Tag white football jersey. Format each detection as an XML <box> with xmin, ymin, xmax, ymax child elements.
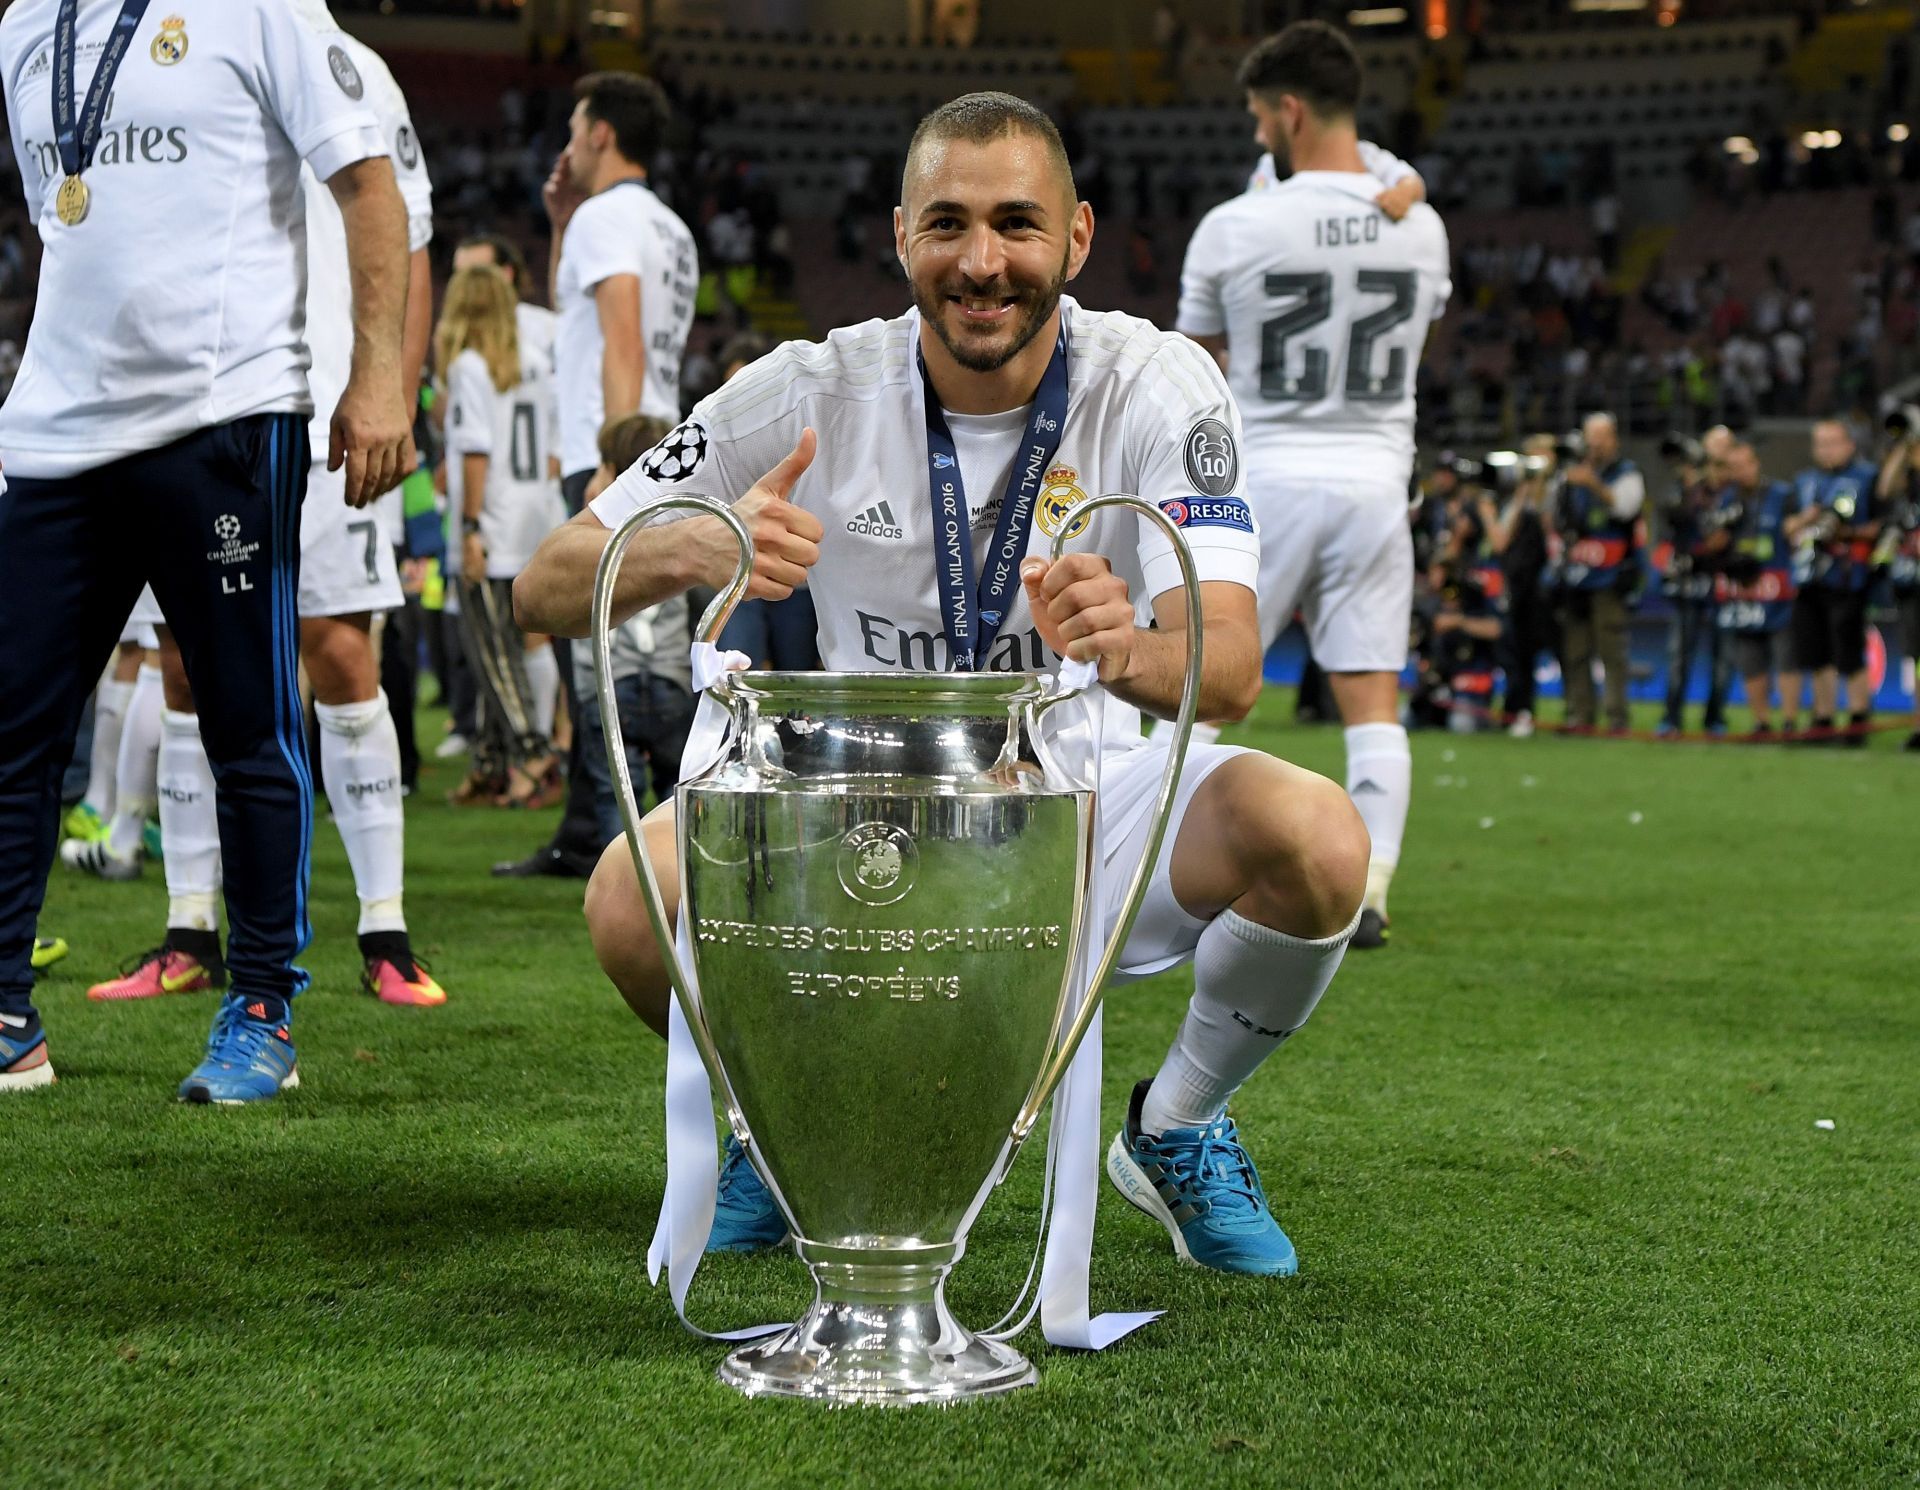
<box><xmin>1180</xmin><ymin>169</ymin><xmax>1450</xmax><ymax>488</ymax></box>
<box><xmin>0</xmin><ymin>0</ymin><xmax>386</xmax><ymax>477</ymax></box>
<box><xmin>516</xmin><ymin>301</ymin><xmax>557</xmax><ymax>379</ymax></box>
<box><xmin>444</xmin><ymin>346</ymin><xmax>565</xmax><ymax>579</ymax></box>
<box><xmin>589</xmin><ymin>297</ymin><xmax>1259</xmax><ymax>744</ymax></box>
<box><xmin>554</xmin><ymin>179</ymin><xmax>698</xmax><ymax>475</ymax></box>
<box><xmin>299</xmin><ymin>35</ymin><xmax>432</xmax><ymax>461</ymax></box>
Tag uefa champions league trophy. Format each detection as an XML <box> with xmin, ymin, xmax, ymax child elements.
<box><xmin>592</xmin><ymin>492</ymin><xmax>1201</xmax><ymax>1405</ymax></box>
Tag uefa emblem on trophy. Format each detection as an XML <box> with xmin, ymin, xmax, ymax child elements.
<box><xmin>593</xmin><ymin>492</ymin><xmax>1200</xmax><ymax>1405</ymax></box>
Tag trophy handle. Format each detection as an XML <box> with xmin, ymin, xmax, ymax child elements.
<box><xmin>591</xmin><ymin>493</ymin><xmax>756</xmax><ymax>1130</ymax></box>
<box><xmin>1010</xmin><ymin>493</ymin><xmax>1204</xmax><ymax>1148</ymax></box>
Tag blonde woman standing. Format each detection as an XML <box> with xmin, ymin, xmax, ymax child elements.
<box><xmin>435</xmin><ymin>266</ymin><xmax>566</xmax><ymax>806</ymax></box>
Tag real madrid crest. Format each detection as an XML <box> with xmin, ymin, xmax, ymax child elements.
<box><xmin>1034</xmin><ymin>466</ymin><xmax>1092</xmax><ymax>540</ymax></box>
<box><xmin>150</xmin><ymin>14</ymin><xmax>188</xmax><ymax>65</ymax></box>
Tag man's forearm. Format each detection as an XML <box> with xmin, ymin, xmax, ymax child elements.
<box><xmin>603</xmin><ymin>352</ymin><xmax>643</xmax><ymax>426</ymax></box>
<box><xmin>1108</xmin><ymin>622</ymin><xmax>1258</xmax><ymax>723</ymax></box>
<box><xmin>331</xmin><ymin>158</ymin><xmax>409</xmax><ymax>390</ymax></box>
<box><xmin>402</xmin><ymin>247</ymin><xmax>432</xmax><ymax>394</ymax></box>
<box><xmin>514</xmin><ymin>514</ymin><xmax>708</xmax><ymax>638</ymax></box>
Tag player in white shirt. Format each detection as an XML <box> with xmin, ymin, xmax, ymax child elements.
<box><xmin>80</xmin><ymin>30</ymin><xmax>448</xmax><ymax>1013</ymax></box>
<box><xmin>505</xmin><ymin>71</ymin><xmax>700</xmax><ymax>883</ymax></box>
<box><xmin>0</xmin><ymin>0</ymin><xmax>413</xmax><ymax>1098</ymax></box>
<box><xmin>1178</xmin><ymin>23</ymin><xmax>1452</xmax><ymax>952</ymax></box>
<box><xmin>439</xmin><ymin>264</ymin><xmax>567</xmax><ymax>805</ymax></box>
<box><xmin>544</xmin><ymin>71</ymin><xmax>697</xmax><ymax>504</ymax></box>
<box><xmin>516</xmin><ymin>94</ymin><xmax>1370</xmax><ymax>1278</ymax></box>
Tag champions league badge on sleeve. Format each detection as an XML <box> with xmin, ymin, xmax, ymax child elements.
<box><xmin>638</xmin><ymin>420</ymin><xmax>709</xmax><ymax>483</ymax></box>
<box><xmin>1183</xmin><ymin>418</ymin><xmax>1239</xmax><ymax>497</ymax></box>
<box><xmin>327</xmin><ymin>44</ymin><xmax>364</xmax><ymax>99</ymax></box>
<box><xmin>1159</xmin><ymin>495</ymin><xmax>1255</xmax><ymax>532</ymax></box>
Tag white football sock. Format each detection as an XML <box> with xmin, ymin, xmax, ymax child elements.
<box><xmin>317</xmin><ymin>691</ymin><xmax>406</xmax><ymax>934</ymax></box>
<box><xmin>1149</xmin><ymin>716</ymin><xmax>1222</xmax><ymax>747</ymax></box>
<box><xmin>1344</xmin><ymin>722</ymin><xmax>1410</xmax><ymax>916</ymax></box>
<box><xmin>158</xmin><ymin>708</ymin><xmax>222</xmax><ymax>932</ymax></box>
<box><xmin>1140</xmin><ymin>906</ymin><xmax>1358</xmax><ymax>1137</ymax></box>
<box><xmin>85</xmin><ymin>677</ymin><xmax>133</xmax><ymax>816</ymax></box>
<box><xmin>106</xmin><ymin>665</ymin><xmax>163</xmax><ymax>858</ymax></box>
<box><xmin>525</xmin><ymin>642</ymin><xmax>559</xmax><ymax>744</ymax></box>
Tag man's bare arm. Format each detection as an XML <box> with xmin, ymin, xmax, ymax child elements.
<box><xmin>402</xmin><ymin>245</ymin><xmax>432</xmax><ymax>395</ymax></box>
<box><xmin>326</xmin><ymin>155</ymin><xmax>414</xmax><ymax>506</ymax></box>
<box><xmin>513</xmin><ymin>429</ymin><xmax>824</xmax><ymax>637</ymax></box>
<box><xmin>597</xmin><ymin>274</ymin><xmax>645</xmax><ymax>422</ymax></box>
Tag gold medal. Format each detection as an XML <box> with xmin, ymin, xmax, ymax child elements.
<box><xmin>55</xmin><ymin>174</ymin><xmax>89</xmax><ymax>227</ymax></box>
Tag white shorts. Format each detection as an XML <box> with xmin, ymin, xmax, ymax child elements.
<box><xmin>123</xmin><ymin>584</ymin><xmax>162</xmax><ymax>644</ymax></box>
<box><xmin>1096</xmin><ymin>738</ymin><xmax>1250</xmax><ymax>980</ymax></box>
<box><xmin>298</xmin><ymin>461</ymin><xmax>402</xmax><ymax>618</ymax></box>
<box><xmin>1249</xmin><ymin>474</ymin><xmax>1413</xmax><ymax>672</ymax></box>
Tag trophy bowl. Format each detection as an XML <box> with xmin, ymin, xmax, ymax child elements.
<box><xmin>593</xmin><ymin>496</ymin><xmax>1200</xmax><ymax>1406</ymax></box>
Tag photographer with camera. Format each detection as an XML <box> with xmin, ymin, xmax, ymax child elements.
<box><xmin>1874</xmin><ymin>407</ymin><xmax>1920</xmax><ymax>749</ymax></box>
<box><xmin>1656</xmin><ymin>426</ymin><xmax>1735</xmax><ymax>736</ymax></box>
<box><xmin>1551</xmin><ymin>412</ymin><xmax>1645</xmax><ymax>733</ymax></box>
<box><xmin>1476</xmin><ymin>436</ymin><xmax>1556</xmax><ymax>736</ymax></box>
<box><xmin>1784</xmin><ymin>419</ymin><xmax>1882</xmax><ymax>743</ymax></box>
<box><xmin>1423</xmin><ymin>558</ymin><xmax>1504</xmax><ymax>733</ymax></box>
<box><xmin>1703</xmin><ymin>440</ymin><xmax>1802</xmax><ymax>735</ymax></box>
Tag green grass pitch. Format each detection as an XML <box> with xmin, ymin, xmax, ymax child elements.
<box><xmin>16</xmin><ymin>696</ymin><xmax>1920</xmax><ymax>1488</ymax></box>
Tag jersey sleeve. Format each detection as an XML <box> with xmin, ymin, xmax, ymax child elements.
<box><xmin>1174</xmin><ymin>209</ymin><xmax>1231</xmax><ymax>338</ymax></box>
<box><xmin>1423</xmin><ymin>213</ymin><xmax>1454</xmax><ymax>322</ymax></box>
<box><xmin>444</xmin><ymin>353</ymin><xmax>494</xmax><ymax>459</ymax></box>
<box><xmin>251</xmin><ymin>2</ymin><xmax>387</xmax><ymax>182</ymax></box>
<box><xmin>390</xmin><ymin>111</ymin><xmax>434</xmax><ymax>252</ymax></box>
<box><xmin>1358</xmin><ymin>140</ymin><xmax>1418</xmax><ymax>189</ymax></box>
<box><xmin>562</xmin><ymin>198</ymin><xmax>645</xmax><ymax>296</ymax></box>
<box><xmin>1123</xmin><ymin>336</ymin><xmax>1259</xmax><ymax>602</ymax></box>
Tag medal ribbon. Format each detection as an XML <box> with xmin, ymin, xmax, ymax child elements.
<box><xmin>53</xmin><ymin>0</ymin><xmax>153</xmax><ymax>180</ymax></box>
<box><xmin>919</xmin><ymin>329</ymin><xmax>1069</xmax><ymax>671</ymax></box>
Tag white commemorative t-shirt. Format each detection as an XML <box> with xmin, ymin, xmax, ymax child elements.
<box><xmin>516</xmin><ymin>301</ymin><xmax>557</xmax><ymax>377</ymax></box>
<box><xmin>1245</xmin><ymin>140</ymin><xmax>1415</xmax><ymax>195</ymax></box>
<box><xmin>299</xmin><ymin>34</ymin><xmax>432</xmax><ymax>463</ymax></box>
<box><xmin>554</xmin><ymin>178</ymin><xmax>698</xmax><ymax>476</ymax></box>
<box><xmin>589</xmin><ymin>297</ymin><xmax>1258</xmax><ymax>746</ymax></box>
<box><xmin>0</xmin><ymin>0</ymin><xmax>386</xmax><ymax>477</ymax></box>
<box><xmin>1179</xmin><ymin>169</ymin><xmax>1450</xmax><ymax>489</ymax></box>
<box><xmin>444</xmin><ymin>347</ymin><xmax>565</xmax><ymax>579</ymax></box>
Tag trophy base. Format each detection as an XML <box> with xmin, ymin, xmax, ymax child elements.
<box><xmin>717</xmin><ymin>1260</ymin><xmax>1036</xmax><ymax>1406</ymax></box>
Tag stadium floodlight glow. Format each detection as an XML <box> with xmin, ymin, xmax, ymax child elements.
<box><xmin>1822</xmin><ymin>129</ymin><xmax>1843</xmax><ymax>148</ymax></box>
<box><xmin>1570</xmin><ymin>0</ymin><xmax>1648</xmax><ymax>13</ymax></box>
<box><xmin>1348</xmin><ymin>6</ymin><xmax>1410</xmax><ymax>24</ymax></box>
<box><xmin>1801</xmin><ymin>130</ymin><xmax>1826</xmax><ymax>149</ymax></box>
<box><xmin>1891</xmin><ymin>123</ymin><xmax>1912</xmax><ymax>142</ymax></box>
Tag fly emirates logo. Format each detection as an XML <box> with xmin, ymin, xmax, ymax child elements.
<box><xmin>19</xmin><ymin>119</ymin><xmax>192</xmax><ymax>186</ymax></box>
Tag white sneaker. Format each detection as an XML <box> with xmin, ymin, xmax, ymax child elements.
<box><xmin>432</xmin><ymin>732</ymin><xmax>470</xmax><ymax>760</ymax></box>
<box><xmin>1508</xmin><ymin>711</ymin><xmax>1535</xmax><ymax>739</ymax></box>
<box><xmin>60</xmin><ymin>837</ymin><xmax>141</xmax><ymax>881</ymax></box>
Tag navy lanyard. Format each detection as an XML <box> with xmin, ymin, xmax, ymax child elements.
<box><xmin>54</xmin><ymin>0</ymin><xmax>152</xmax><ymax>179</ymax></box>
<box><xmin>918</xmin><ymin>331</ymin><xmax>1068</xmax><ymax>671</ymax></box>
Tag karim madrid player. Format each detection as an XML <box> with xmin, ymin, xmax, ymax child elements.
<box><xmin>516</xmin><ymin>93</ymin><xmax>1371</xmax><ymax>1277</ymax></box>
<box><xmin>88</xmin><ymin>32</ymin><xmax>448</xmax><ymax>1011</ymax></box>
<box><xmin>1178</xmin><ymin>23</ymin><xmax>1451</xmax><ymax>950</ymax></box>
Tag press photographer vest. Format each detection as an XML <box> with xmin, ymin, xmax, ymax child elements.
<box><xmin>1714</xmin><ymin>480</ymin><xmax>1796</xmax><ymax>634</ymax></box>
<box><xmin>1560</xmin><ymin>457</ymin><xmax>1639</xmax><ymax>593</ymax></box>
<box><xmin>1794</xmin><ymin>460</ymin><xmax>1878</xmax><ymax>593</ymax></box>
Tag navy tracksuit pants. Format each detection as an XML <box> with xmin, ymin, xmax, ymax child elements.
<box><xmin>0</xmin><ymin>414</ymin><xmax>313</xmax><ymax>1023</ymax></box>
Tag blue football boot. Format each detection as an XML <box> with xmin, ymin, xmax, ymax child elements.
<box><xmin>177</xmin><ymin>995</ymin><xmax>299</xmax><ymax>1105</ymax></box>
<box><xmin>1106</xmin><ymin>1078</ymin><xmax>1298</xmax><ymax>1276</ymax></box>
<box><xmin>707</xmin><ymin>1135</ymin><xmax>789</xmax><ymax>1253</ymax></box>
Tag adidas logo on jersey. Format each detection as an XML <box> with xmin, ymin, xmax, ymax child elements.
<box><xmin>847</xmin><ymin>501</ymin><xmax>903</xmax><ymax>540</ymax></box>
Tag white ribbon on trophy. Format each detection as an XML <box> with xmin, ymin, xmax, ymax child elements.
<box><xmin>648</xmin><ymin>644</ymin><xmax>1158</xmax><ymax>1350</ymax></box>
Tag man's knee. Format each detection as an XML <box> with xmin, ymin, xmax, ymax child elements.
<box><xmin>300</xmin><ymin>615</ymin><xmax>376</xmax><ymax>705</ymax></box>
<box><xmin>1213</xmin><ymin>760</ymin><xmax>1368</xmax><ymax>938</ymax></box>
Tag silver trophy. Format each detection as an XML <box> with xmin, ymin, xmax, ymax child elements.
<box><xmin>592</xmin><ymin>493</ymin><xmax>1201</xmax><ymax>1405</ymax></box>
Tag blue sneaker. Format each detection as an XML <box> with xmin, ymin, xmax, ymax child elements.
<box><xmin>177</xmin><ymin>996</ymin><xmax>299</xmax><ymax>1105</ymax></box>
<box><xmin>1105</xmin><ymin>1078</ymin><xmax>1298</xmax><ymax>1276</ymax></box>
<box><xmin>707</xmin><ymin>1135</ymin><xmax>788</xmax><ymax>1253</ymax></box>
<box><xmin>0</xmin><ymin>1013</ymin><xmax>55</xmax><ymax>1092</ymax></box>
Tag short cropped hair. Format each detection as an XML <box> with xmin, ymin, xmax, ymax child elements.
<box><xmin>575</xmin><ymin>72</ymin><xmax>672</xmax><ymax>166</ymax></box>
<box><xmin>903</xmin><ymin>91</ymin><xmax>1075</xmax><ymax>203</ymax></box>
<box><xmin>1237</xmin><ymin>22</ymin><xmax>1363</xmax><ymax>117</ymax></box>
